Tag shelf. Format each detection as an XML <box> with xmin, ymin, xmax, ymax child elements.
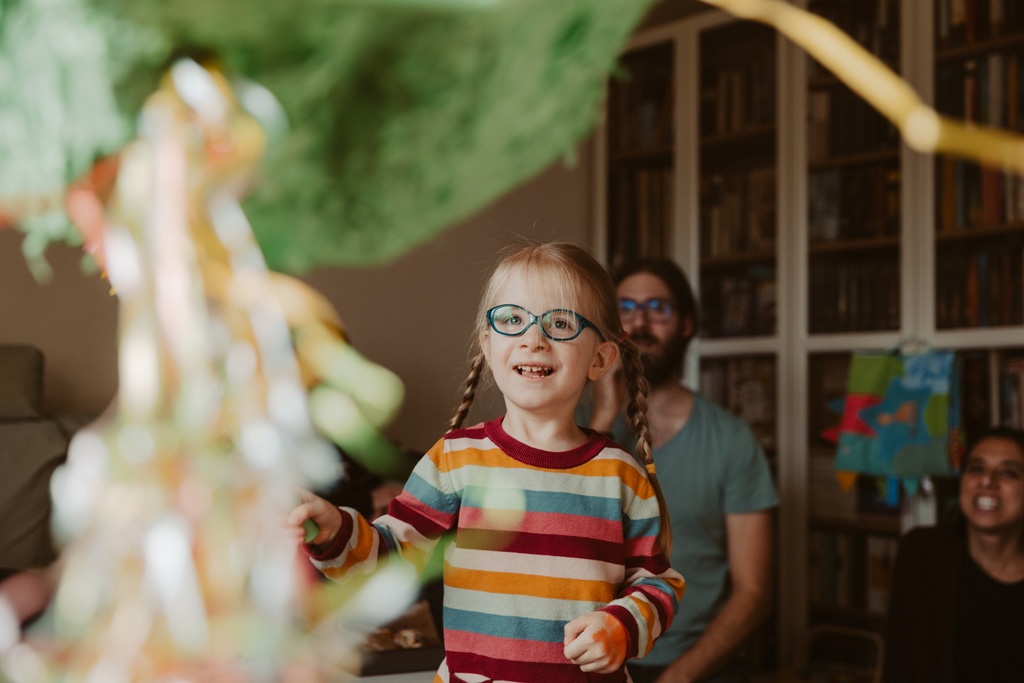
<box><xmin>700</xmin><ymin>126</ymin><xmax>776</xmax><ymax>169</ymax></box>
<box><xmin>607</xmin><ymin>147</ymin><xmax>673</xmax><ymax>165</ymax></box>
<box><xmin>808</xmin><ymin>148</ymin><xmax>899</xmax><ymax>171</ymax></box>
<box><xmin>807</xmin><ymin>61</ymin><xmax>900</xmax><ymax>90</ymax></box>
<box><xmin>936</xmin><ymin>30</ymin><xmax>1024</xmax><ymax>63</ymax></box>
<box><xmin>700</xmin><ymin>123</ymin><xmax>776</xmax><ymax>149</ymax></box>
<box><xmin>700</xmin><ymin>250</ymin><xmax>776</xmax><ymax>268</ymax></box>
<box><xmin>808</xmin><ymin>236</ymin><xmax>899</xmax><ymax>255</ymax></box>
<box><xmin>934</xmin><ymin>223</ymin><xmax>1024</xmax><ymax>242</ymax></box>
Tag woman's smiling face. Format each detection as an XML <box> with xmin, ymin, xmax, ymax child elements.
<box><xmin>960</xmin><ymin>436</ymin><xmax>1024</xmax><ymax>538</ymax></box>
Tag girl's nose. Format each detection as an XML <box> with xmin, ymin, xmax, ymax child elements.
<box><xmin>521</xmin><ymin>322</ymin><xmax>549</xmax><ymax>347</ymax></box>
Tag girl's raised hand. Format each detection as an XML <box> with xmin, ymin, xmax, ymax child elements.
<box><xmin>287</xmin><ymin>489</ymin><xmax>343</xmax><ymax>548</ymax></box>
<box><xmin>562</xmin><ymin>610</ymin><xmax>628</xmax><ymax>674</ymax></box>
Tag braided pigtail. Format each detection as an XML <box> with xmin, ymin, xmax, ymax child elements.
<box><xmin>447</xmin><ymin>351</ymin><xmax>486</xmax><ymax>433</ymax></box>
<box><xmin>619</xmin><ymin>338</ymin><xmax>672</xmax><ymax>558</ymax></box>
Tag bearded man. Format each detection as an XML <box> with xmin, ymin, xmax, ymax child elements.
<box><xmin>585</xmin><ymin>258</ymin><xmax>778</xmax><ymax>683</ymax></box>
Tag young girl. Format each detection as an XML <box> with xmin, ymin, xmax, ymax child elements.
<box><xmin>289</xmin><ymin>242</ymin><xmax>685</xmax><ymax>682</ymax></box>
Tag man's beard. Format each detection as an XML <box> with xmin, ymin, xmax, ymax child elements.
<box><xmin>633</xmin><ymin>331</ymin><xmax>688</xmax><ymax>388</ymax></box>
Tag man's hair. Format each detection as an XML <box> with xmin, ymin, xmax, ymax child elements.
<box><xmin>612</xmin><ymin>257</ymin><xmax>701</xmax><ymax>340</ymax></box>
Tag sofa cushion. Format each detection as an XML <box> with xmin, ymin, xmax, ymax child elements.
<box><xmin>0</xmin><ymin>345</ymin><xmax>44</xmax><ymax>419</ymax></box>
<box><xmin>0</xmin><ymin>420</ymin><xmax>68</xmax><ymax>571</ymax></box>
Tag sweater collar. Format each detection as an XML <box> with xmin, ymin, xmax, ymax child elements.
<box><xmin>483</xmin><ymin>417</ymin><xmax>608</xmax><ymax>469</ymax></box>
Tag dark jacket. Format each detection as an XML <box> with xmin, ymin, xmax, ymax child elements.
<box><xmin>882</xmin><ymin>522</ymin><xmax>965</xmax><ymax>683</ymax></box>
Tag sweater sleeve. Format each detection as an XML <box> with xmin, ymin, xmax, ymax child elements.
<box><xmin>600</xmin><ymin>477</ymin><xmax>686</xmax><ymax>661</ymax></box>
<box><xmin>307</xmin><ymin>439</ymin><xmax>460</xmax><ymax>581</ymax></box>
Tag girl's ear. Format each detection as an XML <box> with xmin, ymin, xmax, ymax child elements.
<box><xmin>479</xmin><ymin>329</ymin><xmax>491</xmax><ymax>362</ymax></box>
<box><xmin>587</xmin><ymin>340</ymin><xmax>619</xmax><ymax>381</ymax></box>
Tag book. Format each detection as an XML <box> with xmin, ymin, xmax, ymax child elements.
<box><xmin>865</xmin><ymin>536</ymin><xmax>897</xmax><ymax>613</ymax></box>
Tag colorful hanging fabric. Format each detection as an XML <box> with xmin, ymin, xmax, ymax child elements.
<box><xmin>835</xmin><ymin>349</ymin><xmax>963</xmax><ymax>488</ymax></box>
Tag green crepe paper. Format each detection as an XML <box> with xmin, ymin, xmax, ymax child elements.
<box><xmin>0</xmin><ymin>0</ymin><xmax>166</xmax><ymax>276</ymax></box>
<box><xmin>2</xmin><ymin>0</ymin><xmax>657</xmax><ymax>273</ymax></box>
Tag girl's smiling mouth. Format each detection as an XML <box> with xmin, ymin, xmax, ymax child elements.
<box><xmin>515</xmin><ymin>364</ymin><xmax>553</xmax><ymax>377</ymax></box>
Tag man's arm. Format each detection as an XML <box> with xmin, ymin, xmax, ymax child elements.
<box><xmin>657</xmin><ymin>510</ymin><xmax>774</xmax><ymax>683</ymax></box>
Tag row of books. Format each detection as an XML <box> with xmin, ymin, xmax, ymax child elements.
<box><xmin>807</xmin><ymin>86</ymin><xmax>900</xmax><ymax>162</ymax></box>
<box><xmin>936</xmin><ymin>51</ymin><xmax>1024</xmax><ymax>130</ymax></box>
<box><xmin>607</xmin><ymin>166</ymin><xmax>673</xmax><ymax>268</ymax></box>
<box><xmin>699</xmin><ymin>44</ymin><xmax>776</xmax><ymax>138</ymax></box>
<box><xmin>699</xmin><ymin>167</ymin><xmax>776</xmax><ymax>257</ymax></box>
<box><xmin>936</xmin><ymin>0</ymin><xmax>1024</xmax><ymax>51</ymax></box>
<box><xmin>809</xmin><ymin>166</ymin><xmax>900</xmax><ymax>243</ymax></box>
<box><xmin>607</xmin><ymin>46</ymin><xmax>673</xmax><ymax>154</ymax></box>
<box><xmin>701</xmin><ymin>268</ymin><xmax>777</xmax><ymax>339</ymax></box>
<box><xmin>809</xmin><ymin>258</ymin><xmax>900</xmax><ymax>334</ymax></box>
<box><xmin>808</xmin><ymin>530</ymin><xmax>899</xmax><ymax>615</ymax></box>
<box><xmin>960</xmin><ymin>350</ymin><xmax>1024</xmax><ymax>443</ymax></box>
<box><xmin>998</xmin><ymin>355</ymin><xmax>1024</xmax><ymax>429</ymax></box>
<box><xmin>937</xmin><ymin>157</ymin><xmax>1024</xmax><ymax>231</ymax></box>
<box><xmin>936</xmin><ymin>245</ymin><xmax>1024</xmax><ymax>329</ymax></box>
<box><xmin>699</xmin><ymin>355</ymin><xmax>777</xmax><ymax>453</ymax></box>
<box><xmin>809</xmin><ymin>0</ymin><xmax>900</xmax><ymax>74</ymax></box>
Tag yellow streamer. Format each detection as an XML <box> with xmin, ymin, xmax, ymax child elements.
<box><xmin>701</xmin><ymin>0</ymin><xmax>1024</xmax><ymax>174</ymax></box>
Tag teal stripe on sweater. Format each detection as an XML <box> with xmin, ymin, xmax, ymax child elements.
<box><xmin>404</xmin><ymin>470</ymin><xmax>460</xmax><ymax>514</ymax></box>
<box><xmin>461</xmin><ymin>486</ymin><xmax>624</xmax><ymax>520</ymax></box>
<box><xmin>444</xmin><ymin>606</ymin><xmax>566</xmax><ymax>644</ymax></box>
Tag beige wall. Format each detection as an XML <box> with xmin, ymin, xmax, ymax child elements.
<box><xmin>304</xmin><ymin>141</ymin><xmax>595</xmax><ymax>451</ymax></box>
<box><xmin>0</xmin><ymin>233</ymin><xmax>119</xmax><ymax>418</ymax></box>
<box><xmin>0</xmin><ymin>139</ymin><xmax>594</xmax><ymax>451</ymax></box>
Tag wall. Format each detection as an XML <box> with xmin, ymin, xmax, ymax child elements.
<box><xmin>304</xmin><ymin>141</ymin><xmax>594</xmax><ymax>451</ymax></box>
<box><xmin>0</xmin><ymin>234</ymin><xmax>118</xmax><ymax>418</ymax></box>
<box><xmin>0</xmin><ymin>140</ymin><xmax>594</xmax><ymax>450</ymax></box>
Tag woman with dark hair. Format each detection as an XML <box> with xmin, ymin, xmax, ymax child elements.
<box><xmin>883</xmin><ymin>426</ymin><xmax>1024</xmax><ymax>683</ymax></box>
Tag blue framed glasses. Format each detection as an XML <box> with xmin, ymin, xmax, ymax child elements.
<box><xmin>486</xmin><ymin>304</ymin><xmax>603</xmax><ymax>341</ymax></box>
<box><xmin>618</xmin><ymin>297</ymin><xmax>675</xmax><ymax>322</ymax></box>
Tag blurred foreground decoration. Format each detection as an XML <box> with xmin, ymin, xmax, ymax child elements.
<box><xmin>0</xmin><ymin>0</ymin><xmax>658</xmax><ymax>274</ymax></box>
<box><xmin>2</xmin><ymin>60</ymin><xmax>398</xmax><ymax>682</ymax></box>
<box><xmin>1</xmin><ymin>0</ymin><xmax>660</xmax><ymax>679</ymax></box>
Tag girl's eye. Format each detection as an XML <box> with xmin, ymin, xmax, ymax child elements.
<box><xmin>549</xmin><ymin>314</ymin><xmax>577</xmax><ymax>331</ymax></box>
<box><xmin>507</xmin><ymin>315</ymin><xmax>523</xmax><ymax>326</ymax></box>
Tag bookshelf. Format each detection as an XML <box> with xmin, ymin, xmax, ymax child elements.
<box><xmin>932</xmin><ymin>0</ymin><xmax>1024</xmax><ymax>331</ymax></box>
<box><xmin>605</xmin><ymin>41</ymin><xmax>675</xmax><ymax>272</ymax></box>
<box><xmin>806</xmin><ymin>0</ymin><xmax>902</xmax><ymax>335</ymax></box>
<box><xmin>700</xmin><ymin>354</ymin><xmax>778</xmax><ymax>462</ymax></box>
<box><xmin>593</xmin><ymin>0</ymin><xmax>1024</xmax><ymax>670</ymax></box>
<box><xmin>699</xmin><ymin>20</ymin><xmax>777</xmax><ymax>340</ymax></box>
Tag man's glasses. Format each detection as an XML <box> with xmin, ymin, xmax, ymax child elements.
<box><xmin>486</xmin><ymin>304</ymin><xmax>603</xmax><ymax>341</ymax></box>
<box><xmin>618</xmin><ymin>297</ymin><xmax>675</xmax><ymax>322</ymax></box>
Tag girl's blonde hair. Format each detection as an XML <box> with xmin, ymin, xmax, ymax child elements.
<box><xmin>446</xmin><ymin>241</ymin><xmax>672</xmax><ymax>557</ymax></box>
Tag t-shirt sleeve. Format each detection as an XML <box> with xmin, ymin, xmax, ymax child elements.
<box><xmin>722</xmin><ymin>420</ymin><xmax>779</xmax><ymax>514</ymax></box>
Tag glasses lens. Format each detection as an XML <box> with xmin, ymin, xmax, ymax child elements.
<box><xmin>490</xmin><ymin>305</ymin><xmax>528</xmax><ymax>335</ymax></box>
<box><xmin>647</xmin><ymin>298</ymin><xmax>674</xmax><ymax>319</ymax></box>
<box><xmin>541</xmin><ymin>310</ymin><xmax>581</xmax><ymax>340</ymax></box>
<box><xmin>618</xmin><ymin>298</ymin><xmax>674</xmax><ymax>321</ymax></box>
<box><xmin>618</xmin><ymin>299</ymin><xmax>639</xmax><ymax>318</ymax></box>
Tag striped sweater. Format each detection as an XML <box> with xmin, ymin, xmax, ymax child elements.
<box><xmin>308</xmin><ymin>418</ymin><xmax>685</xmax><ymax>682</ymax></box>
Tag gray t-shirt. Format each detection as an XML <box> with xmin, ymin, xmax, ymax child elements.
<box><xmin>582</xmin><ymin>392</ymin><xmax>778</xmax><ymax>666</ymax></box>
